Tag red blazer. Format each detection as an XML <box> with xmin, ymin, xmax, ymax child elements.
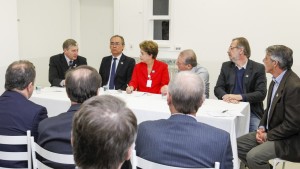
<box><xmin>129</xmin><ymin>60</ymin><xmax>170</xmax><ymax>94</ymax></box>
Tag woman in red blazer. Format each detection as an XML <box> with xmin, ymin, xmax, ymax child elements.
<box><xmin>126</xmin><ymin>40</ymin><xmax>169</xmax><ymax>94</ymax></box>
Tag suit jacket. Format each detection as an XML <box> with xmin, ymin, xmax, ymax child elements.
<box><xmin>135</xmin><ymin>115</ymin><xmax>233</xmax><ymax>169</ymax></box>
<box><xmin>37</xmin><ymin>104</ymin><xmax>132</xmax><ymax>169</ymax></box>
<box><xmin>214</xmin><ymin>60</ymin><xmax>267</xmax><ymax>118</ymax></box>
<box><xmin>129</xmin><ymin>59</ymin><xmax>169</xmax><ymax>94</ymax></box>
<box><xmin>99</xmin><ymin>54</ymin><xmax>135</xmax><ymax>90</ymax></box>
<box><xmin>191</xmin><ymin>65</ymin><xmax>210</xmax><ymax>98</ymax></box>
<box><xmin>0</xmin><ymin>91</ymin><xmax>48</xmax><ymax>168</ymax></box>
<box><xmin>49</xmin><ymin>53</ymin><xmax>87</xmax><ymax>87</ymax></box>
<box><xmin>259</xmin><ymin>70</ymin><xmax>300</xmax><ymax>162</ymax></box>
<box><xmin>37</xmin><ymin>104</ymin><xmax>80</xmax><ymax>169</ymax></box>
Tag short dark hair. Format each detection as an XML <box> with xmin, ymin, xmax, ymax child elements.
<box><xmin>62</xmin><ymin>39</ymin><xmax>77</xmax><ymax>50</ymax></box>
<box><xmin>168</xmin><ymin>71</ymin><xmax>205</xmax><ymax>114</ymax></box>
<box><xmin>266</xmin><ymin>45</ymin><xmax>293</xmax><ymax>70</ymax></box>
<box><xmin>110</xmin><ymin>35</ymin><xmax>125</xmax><ymax>45</ymax></box>
<box><xmin>65</xmin><ymin>65</ymin><xmax>101</xmax><ymax>103</ymax></box>
<box><xmin>233</xmin><ymin>37</ymin><xmax>251</xmax><ymax>58</ymax></box>
<box><xmin>72</xmin><ymin>95</ymin><xmax>137</xmax><ymax>169</ymax></box>
<box><xmin>139</xmin><ymin>40</ymin><xmax>159</xmax><ymax>59</ymax></box>
<box><xmin>5</xmin><ymin>60</ymin><xmax>36</xmax><ymax>90</ymax></box>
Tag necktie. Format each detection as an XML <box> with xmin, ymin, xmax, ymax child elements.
<box><xmin>109</xmin><ymin>58</ymin><xmax>117</xmax><ymax>89</ymax></box>
<box><xmin>69</xmin><ymin>60</ymin><xmax>73</xmax><ymax>69</ymax></box>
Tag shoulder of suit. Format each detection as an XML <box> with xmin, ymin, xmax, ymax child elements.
<box><xmin>50</xmin><ymin>53</ymin><xmax>64</xmax><ymax>59</ymax></box>
<box><xmin>77</xmin><ymin>55</ymin><xmax>86</xmax><ymax>60</ymax></box>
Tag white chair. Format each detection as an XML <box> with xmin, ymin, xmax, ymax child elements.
<box><xmin>0</xmin><ymin>130</ymin><xmax>32</xmax><ymax>169</ymax></box>
<box><xmin>30</xmin><ymin>137</ymin><xmax>75</xmax><ymax>169</ymax></box>
<box><xmin>131</xmin><ymin>150</ymin><xmax>220</xmax><ymax>169</ymax></box>
<box><xmin>273</xmin><ymin>158</ymin><xmax>287</xmax><ymax>169</ymax></box>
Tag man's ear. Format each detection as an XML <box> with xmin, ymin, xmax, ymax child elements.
<box><xmin>167</xmin><ymin>92</ymin><xmax>172</xmax><ymax>106</ymax></box>
<box><xmin>125</xmin><ymin>145</ymin><xmax>133</xmax><ymax>160</ymax></box>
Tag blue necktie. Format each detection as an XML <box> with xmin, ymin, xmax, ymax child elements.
<box><xmin>109</xmin><ymin>58</ymin><xmax>117</xmax><ymax>89</ymax></box>
<box><xmin>68</xmin><ymin>60</ymin><xmax>73</xmax><ymax>69</ymax></box>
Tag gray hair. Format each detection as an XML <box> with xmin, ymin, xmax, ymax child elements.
<box><xmin>266</xmin><ymin>45</ymin><xmax>293</xmax><ymax>70</ymax></box>
<box><xmin>168</xmin><ymin>71</ymin><xmax>205</xmax><ymax>114</ymax></box>
<box><xmin>180</xmin><ymin>49</ymin><xmax>198</xmax><ymax>67</ymax></box>
<box><xmin>72</xmin><ymin>95</ymin><xmax>137</xmax><ymax>169</ymax></box>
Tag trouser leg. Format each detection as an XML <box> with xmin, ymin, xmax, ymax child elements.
<box><xmin>246</xmin><ymin>141</ymin><xmax>276</xmax><ymax>169</ymax></box>
<box><xmin>249</xmin><ymin>112</ymin><xmax>260</xmax><ymax>132</ymax></box>
<box><xmin>237</xmin><ymin>132</ymin><xmax>258</xmax><ymax>166</ymax></box>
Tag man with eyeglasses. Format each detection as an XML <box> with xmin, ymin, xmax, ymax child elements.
<box><xmin>176</xmin><ymin>49</ymin><xmax>210</xmax><ymax>98</ymax></box>
<box><xmin>214</xmin><ymin>37</ymin><xmax>267</xmax><ymax>132</ymax></box>
<box><xmin>99</xmin><ymin>35</ymin><xmax>136</xmax><ymax>90</ymax></box>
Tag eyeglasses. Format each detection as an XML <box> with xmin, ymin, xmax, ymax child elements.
<box><xmin>110</xmin><ymin>42</ymin><xmax>122</xmax><ymax>46</ymax></box>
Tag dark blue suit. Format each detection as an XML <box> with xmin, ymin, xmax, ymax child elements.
<box><xmin>0</xmin><ymin>90</ymin><xmax>48</xmax><ymax>168</ymax></box>
<box><xmin>37</xmin><ymin>104</ymin><xmax>132</xmax><ymax>169</ymax></box>
<box><xmin>135</xmin><ymin>114</ymin><xmax>233</xmax><ymax>169</ymax></box>
<box><xmin>37</xmin><ymin>104</ymin><xmax>81</xmax><ymax>169</ymax></box>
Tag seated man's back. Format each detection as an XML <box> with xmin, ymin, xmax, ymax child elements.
<box><xmin>38</xmin><ymin>65</ymin><xmax>101</xmax><ymax>169</ymax></box>
<box><xmin>0</xmin><ymin>60</ymin><xmax>48</xmax><ymax>168</ymax></box>
<box><xmin>135</xmin><ymin>71</ymin><xmax>233</xmax><ymax>169</ymax></box>
<box><xmin>136</xmin><ymin>115</ymin><xmax>232</xmax><ymax>168</ymax></box>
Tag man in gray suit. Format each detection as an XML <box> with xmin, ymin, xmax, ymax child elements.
<box><xmin>135</xmin><ymin>71</ymin><xmax>233</xmax><ymax>169</ymax></box>
<box><xmin>176</xmin><ymin>49</ymin><xmax>210</xmax><ymax>98</ymax></box>
<box><xmin>237</xmin><ymin>45</ymin><xmax>300</xmax><ymax>169</ymax></box>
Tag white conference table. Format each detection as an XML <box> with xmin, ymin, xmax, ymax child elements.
<box><xmin>30</xmin><ymin>87</ymin><xmax>250</xmax><ymax>169</ymax></box>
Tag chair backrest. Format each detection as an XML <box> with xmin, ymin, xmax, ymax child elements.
<box><xmin>131</xmin><ymin>150</ymin><xmax>220</xmax><ymax>169</ymax></box>
<box><xmin>272</xmin><ymin>158</ymin><xmax>287</xmax><ymax>169</ymax></box>
<box><xmin>30</xmin><ymin>137</ymin><xmax>75</xmax><ymax>169</ymax></box>
<box><xmin>0</xmin><ymin>130</ymin><xmax>32</xmax><ymax>169</ymax></box>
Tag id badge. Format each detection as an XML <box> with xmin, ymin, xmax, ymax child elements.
<box><xmin>146</xmin><ymin>79</ymin><xmax>152</xmax><ymax>87</ymax></box>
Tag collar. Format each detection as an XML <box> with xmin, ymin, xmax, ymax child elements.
<box><xmin>272</xmin><ymin>70</ymin><xmax>287</xmax><ymax>85</ymax></box>
<box><xmin>236</xmin><ymin>59</ymin><xmax>248</xmax><ymax>70</ymax></box>
<box><xmin>171</xmin><ymin>113</ymin><xmax>197</xmax><ymax>120</ymax></box>
<box><xmin>64</xmin><ymin>55</ymin><xmax>72</xmax><ymax>63</ymax></box>
<box><xmin>112</xmin><ymin>54</ymin><xmax>122</xmax><ymax>60</ymax></box>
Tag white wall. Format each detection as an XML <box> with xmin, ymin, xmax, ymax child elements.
<box><xmin>17</xmin><ymin>0</ymin><xmax>79</xmax><ymax>87</ymax></box>
<box><xmin>0</xmin><ymin>0</ymin><xmax>19</xmax><ymax>93</ymax></box>
<box><xmin>80</xmin><ymin>0</ymin><xmax>114</xmax><ymax>71</ymax></box>
<box><xmin>6</xmin><ymin>0</ymin><xmax>300</xmax><ymax>98</ymax></box>
<box><xmin>115</xmin><ymin>0</ymin><xmax>300</xmax><ymax>98</ymax></box>
<box><xmin>17</xmin><ymin>0</ymin><xmax>113</xmax><ymax>87</ymax></box>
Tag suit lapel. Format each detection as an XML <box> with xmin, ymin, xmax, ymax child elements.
<box><xmin>116</xmin><ymin>54</ymin><xmax>125</xmax><ymax>74</ymax></box>
<box><xmin>60</xmin><ymin>54</ymin><xmax>69</xmax><ymax>72</ymax></box>
<box><xmin>268</xmin><ymin>70</ymin><xmax>291</xmax><ymax>122</ymax></box>
<box><xmin>229</xmin><ymin>63</ymin><xmax>236</xmax><ymax>93</ymax></box>
<box><xmin>243</xmin><ymin>60</ymin><xmax>252</xmax><ymax>93</ymax></box>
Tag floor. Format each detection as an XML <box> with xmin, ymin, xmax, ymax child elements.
<box><xmin>240</xmin><ymin>160</ymin><xmax>300</xmax><ymax>169</ymax></box>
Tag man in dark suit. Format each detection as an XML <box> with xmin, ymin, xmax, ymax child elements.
<box><xmin>49</xmin><ymin>39</ymin><xmax>87</xmax><ymax>87</ymax></box>
<box><xmin>38</xmin><ymin>65</ymin><xmax>101</xmax><ymax>169</ymax></box>
<box><xmin>214</xmin><ymin>37</ymin><xmax>267</xmax><ymax>132</ymax></box>
<box><xmin>237</xmin><ymin>45</ymin><xmax>300</xmax><ymax>169</ymax></box>
<box><xmin>136</xmin><ymin>71</ymin><xmax>233</xmax><ymax>169</ymax></box>
<box><xmin>0</xmin><ymin>60</ymin><xmax>48</xmax><ymax>168</ymax></box>
<box><xmin>99</xmin><ymin>35</ymin><xmax>135</xmax><ymax>90</ymax></box>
